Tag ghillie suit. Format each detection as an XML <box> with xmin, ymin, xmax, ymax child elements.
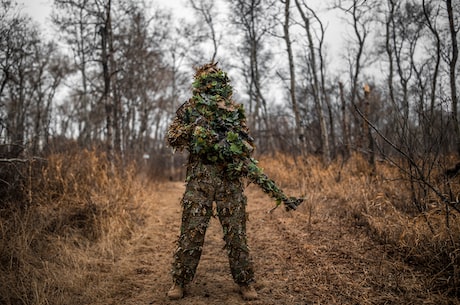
<box><xmin>167</xmin><ymin>62</ymin><xmax>303</xmax><ymax>291</ymax></box>
<box><xmin>168</xmin><ymin>63</ymin><xmax>303</xmax><ymax>210</ymax></box>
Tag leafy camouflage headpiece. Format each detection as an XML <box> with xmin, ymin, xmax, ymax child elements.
<box><xmin>192</xmin><ymin>62</ymin><xmax>233</xmax><ymax>99</ymax></box>
<box><xmin>184</xmin><ymin>62</ymin><xmax>252</xmax><ymax>167</ymax></box>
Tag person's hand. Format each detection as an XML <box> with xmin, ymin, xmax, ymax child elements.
<box><xmin>176</xmin><ymin>102</ymin><xmax>188</xmax><ymax>120</ymax></box>
<box><xmin>283</xmin><ymin>197</ymin><xmax>304</xmax><ymax>211</ymax></box>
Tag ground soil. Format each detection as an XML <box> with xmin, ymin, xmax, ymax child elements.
<box><xmin>94</xmin><ymin>181</ymin><xmax>458</xmax><ymax>305</ymax></box>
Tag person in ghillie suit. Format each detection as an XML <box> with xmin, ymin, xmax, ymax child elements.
<box><xmin>166</xmin><ymin>62</ymin><xmax>303</xmax><ymax>300</ymax></box>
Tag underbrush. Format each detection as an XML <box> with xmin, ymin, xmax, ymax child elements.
<box><xmin>259</xmin><ymin>153</ymin><xmax>460</xmax><ymax>297</ymax></box>
<box><xmin>0</xmin><ymin>150</ymin><xmax>147</xmax><ymax>305</ymax></box>
<box><xmin>1</xmin><ymin>150</ymin><xmax>458</xmax><ymax>303</ymax></box>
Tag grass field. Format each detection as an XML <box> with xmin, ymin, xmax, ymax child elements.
<box><xmin>1</xmin><ymin>150</ymin><xmax>459</xmax><ymax>304</ymax></box>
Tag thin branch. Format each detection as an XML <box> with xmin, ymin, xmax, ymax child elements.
<box><xmin>352</xmin><ymin>103</ymin><xmax>460</xmax><ymax>213</ymax></box>
<box><xmin>0</xmin><ymin>157</ymin><xmax>46</xmax><ymax>163</ymax></box>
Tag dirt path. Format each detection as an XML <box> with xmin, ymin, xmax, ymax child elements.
<box><xmin>95</xmin><ymin>182</ymin><xmax>452</xmax><ymax>305</ymax></box>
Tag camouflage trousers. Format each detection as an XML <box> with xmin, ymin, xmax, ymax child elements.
<box><xmin>171</xmin><ymin>162</ymin><xmax>255</xmax><ymax>287</ymax></box>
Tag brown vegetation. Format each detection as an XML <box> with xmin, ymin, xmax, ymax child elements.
<box><xmin>0</xmin><ymin>150</ymin><xmax>146</xmax><ymax>304</ymax></box>
<box><xmin>0</xmin><ymin>151</ymin><xmax>459</xmax><ymax>304</ymax></box>
<box><xmin>261</xmin><ymin>153</ymin><xmax>460</xmax><ymax>297</ymax></box>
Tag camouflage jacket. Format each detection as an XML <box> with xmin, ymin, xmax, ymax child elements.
<box><xmin>167</xmin><ymin>97</ymin><xmax>255</xmax><ymax>167</ymax></box>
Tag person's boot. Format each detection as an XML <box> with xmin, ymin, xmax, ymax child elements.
<box><xmin>239</xmin><ymin>284</ymin><xmax>258</xmax><ymax>300</ymax></box>
<box><xmin>167</xmin><ymin>283</ymin><xmax>184</xmax><ymax>300</ymax></box>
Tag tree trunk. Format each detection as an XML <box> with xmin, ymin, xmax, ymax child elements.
<box><xmin>107</xmin><ymin>12</ymin><xmax>122</xmax><ymax>158</ymax></box>
<box><xmin>99</xmin><ymin>0</ymin><xmax>113</xmax><ymax>163</ymax></box>
<box><xmin>422</xmin><ymin>0</ymin><xmax>441</xmax><ymax>119</ymax></box>
<box><xmin>339</xmin><ymin>81</ymin><xmax>350</xmax><ymax>159</ymax></box>
<box><xmin>446</xmin><ymin>0</ymin><xmax>459</xmax><ymax>156</ymax></box>
<box><xmin>295</xmin><ymin>0</ymin><xmax>330</xmax><ymax>163</ymax></box>
<box><xmin>363</xmin><ymin>84</ymin><xmax>375</xmax><ymax>173</ymax></box>
<box><xmin>283</xmin><ymin>0</ymin><xmax>305</xmax><ymax>154</ymax></box>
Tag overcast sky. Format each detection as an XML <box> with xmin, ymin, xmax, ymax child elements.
<box><xmin>21</xmin><ymin>0</ymin><xmax>345</xmax><ymax>48</ymax></box>
<box><xmin>20</xmin><ymin>0</ymin><xmax>349</xmax><ymax>81</ymax></box>
<box><xmin>21</xmin><ymin>0</ymin><xmax>191</xmax><ymax>31</ymax></box>
<box><xmin>21</xmin><ymin>0</ymin><xmax>52</xmax><ymax>24</ymax></box>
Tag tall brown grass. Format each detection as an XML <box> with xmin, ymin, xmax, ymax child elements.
<box><xmin>258</xmin><ymin>152</ymin><xmax>460</xmax><ymax>296</ymax></box>
<box><xmin>0</xmin><ymin>150</ymin><xmax>147</xmax><ymax>305</ymax></box>
<box><xmin>1</xmin><ymin>151</ymin><xmax>458</xmax><ymax>303</ymax></box>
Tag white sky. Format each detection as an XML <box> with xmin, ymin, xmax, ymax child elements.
<box><xmin>21</xmin><ymin>0</ymin><xmax>345</xmax><ymax>45</ymax></box>
<box><xmin>21</xmin><ymin>0</ymin><xmax>349</xmax><ymax>85</ymax></box>
<box><xmin>20</xmin><ymin>0</ymin><xmax>199</xmax><ymax>45</ymax></box>
<box><xmin>21</xmin><ymin>0</ymin><xmax>191</xmax><ymax>25</ymax></box>
<box><xmin>21</xmin><ymin>0</ymin><xmax>51</xmax><ymax>24</ymax></box>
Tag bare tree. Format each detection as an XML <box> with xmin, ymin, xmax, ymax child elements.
<box><xmin>52</xmin><ymin>0</ymin><xmax>99</xmax><ymax>145</ymax></box>
<box><xmin>281</xmin><ymin>0</ymin><xmax>305</xmax><ymax>155</ymax></box>
<box><xmin>295</xmin><ymin>0</ymin><xmax>331</xmax><ymax>163</ymax></box>
<box><xmin>0</xmin><ymin>9</ymin><xmax>41</xmax><ymax>156</ymax></box>
<box><xmin>422</xmin><ymin>0</ymin><xmax>441</xmax><ymax>118</ymax></box>
<box><xmin>30</xmin><ymin>41</ymin><xmax>71</xmax><ymax>154</ymax></box>
<box><xmin>338</xmin><ymin>81</ymin><xmax>351</xmax><ymax>159</ymax></box>
<box><xmin>227</xmin><ymin>0</ymin><xmax>276</xmax><ymax>151</ymax></box>
<box><xmin>383</xmin><ymin>0</ymin><xmax>426</xmax><ymax>156</ymax></box>
<box><xmin>189</xmin><ymin>0</ymin><xmax>221</xmax><ymax>62</ymax></box>
<box><xmin>115</xmin><ymin>2</ymin><xmax>174</xmax><ymax>162</ymax></box>
<box><xmin>0</xmin><ymin>0</ymin><xmax>69</xmax><ymax>156</ymax></box>
<box><xmin>419</xmin><ymin>0</ymin><xmax>459</xmax><ymax>155</ymax></box>
<box><xmin>335</xmin><ymin>0</ymin><xmax>374</xmax><ymax>160</ymax></box>
<box><xmin>445</xmin><ymin>0</ymin><xmax>459</xmax><ymax>155</ymax></box>
<box><xmin>97</xmin><ymin>0</ymin><xmax>114</xmax><ymax>160</ymax></box>
<box><xmin>0</xmin><ymin>0</ymin><xmax>20</xmax><ymax>99</ymax></box>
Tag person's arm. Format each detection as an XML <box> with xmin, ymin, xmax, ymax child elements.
<box><xmin>237</xmin><ymin>105</ymin><xmax>255</xmax><ymax>155</ymax></box>
<box><xmin>167</xmin><ymin>100</ymin><xmax>194</xmax><ymax>151</ymax></box>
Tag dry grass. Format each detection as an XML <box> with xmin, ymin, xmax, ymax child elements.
<box><xmin>0</xmin><ymin>150</ymin><xmax>149</xmax><ymax>305</ymax></box>
<box><xmin>259</xmin><ymin>152</ymin><xmax>460</xmax><ymax>297</ymax></box>
<box><xmin>0</xmin><ymin>151</ymin><xmax>458</xmax><ymax>304</ymax></box>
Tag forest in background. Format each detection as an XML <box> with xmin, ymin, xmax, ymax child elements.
<box><xmin>1</xmin><ymin>0</ymin><xmax>459</xmax><ymax>167</ymax></box>
<box><xmin>1</xmin><ymin>0</ymin><xmax>460</xmax><ymax>304</ymax></box>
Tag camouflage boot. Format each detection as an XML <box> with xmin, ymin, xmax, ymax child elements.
<box><xmin>239</xmin><ymin>284</ymin><xmax>258</xmax><ymax>300</ymax></box>
<box><xmin>167</xmin><ymin>283</ymin><xmax>184</xmax><ymax>300</ymax></box>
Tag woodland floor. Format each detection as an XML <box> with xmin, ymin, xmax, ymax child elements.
<box><xmin>91</xmin><ymin>181</ymin><xmax>459</xmax><ymax>305</ymax></box>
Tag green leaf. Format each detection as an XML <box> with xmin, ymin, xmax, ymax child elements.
<box><xmin>229</xmin><ymin>143</ymin><xmax>242</xmax><ymax>154</ymax></box>
<box><xmin>226</xmin><ymin>131</ymin><xmax>239</xmax><ymax>142</ymax></box>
